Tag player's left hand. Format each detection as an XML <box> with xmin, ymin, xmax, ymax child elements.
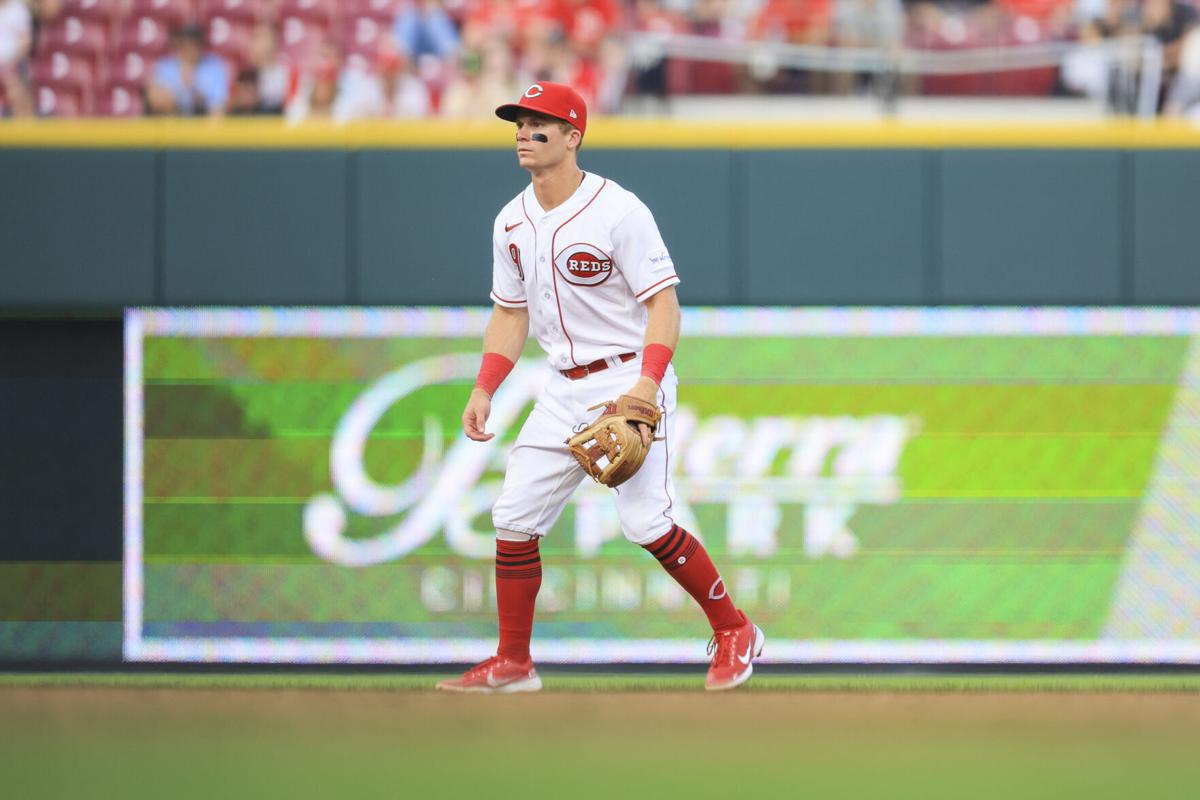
<box><xmin>624</xmin><ymin>377</ymin><xmax>659</xmax><ymax>448</ymax></box>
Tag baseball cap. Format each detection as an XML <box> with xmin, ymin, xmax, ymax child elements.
<box><xmin>496</xmin><ymin>82</ymin><xmax>587</xmax><ymax>137</ymax></box>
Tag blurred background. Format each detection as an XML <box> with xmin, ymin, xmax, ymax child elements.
<box><xmin>0</xmin><ymin>0</ymin><xmax>1198</xmax><ymax>121</ymax></box>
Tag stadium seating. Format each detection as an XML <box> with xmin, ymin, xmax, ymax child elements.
<box><xmin>113</xmin><ymin>16</ymin><xmax>172</xmax><ymax>58</ymax></box>
<box><xmin>36</xmin><ymin>84</ymin><xmax>86</xmax><ymax>117</ymax></box>
<box><xmin>127</xmin><ymin>0</ymin><xmax>194</xmax><ymax>27</ymax></box>
<box><xmin>278</xmin><ymin>15</ymin><xmax>327</xmax><ymax>65</ymax></box>
<box><xmin>199</xmin><ymin>0</ymin><xmax>262</xmax><ymax>25</ymax></box>
<box><xmin>33</xmin><ymin>52</ymin><xmax>96</xmax><ymax>94</ymax></box>
<box><xmin>105</xmin><ymin>49</ymin><xmax>153</xmax><ymax>91</ymax></box>
<box><xmin>276</xmin><ymin>0</ymin><xmax>339</xmax><ymax>29</ymax></box>
<box><xmin>61</xmin><ymin>0</ymin><xmax>121</xmax><ymax>23</ymax></box>
<box><xmin>206</xmin><ymin>15</ymin><xmax>256</xmax><ymax>66</ymax></box>
<box><xmin>39</xmin><ymin>17</ymin><xmax>109</xmax><ymax>65</ymax></box>
<box><xmin>345</xmin><ymin>0</ymin><xmax>399</xmax><ymax>23</ymax></box>
<box><xmin>343</xmin><ymin>15</ymin><xmax>388</xmax><ymax>62</ymax></box>
<box><xmin>94</xmin><ymin>84</ymin><xmax>146</xmax><ymax>116</ymax></box>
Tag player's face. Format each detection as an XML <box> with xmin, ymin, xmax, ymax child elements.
<box><xmin>514</xmin><ymin>113</ymin><xmax>574</xmax><ymax>170</ymax></box>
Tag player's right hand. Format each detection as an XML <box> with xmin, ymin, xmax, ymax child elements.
<box><xmin>462</xmin><ymin>389</ymin><xmax>494</xmax><ymax>441</ymax></box>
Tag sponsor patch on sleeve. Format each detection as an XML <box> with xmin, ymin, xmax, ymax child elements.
<box><xmin>648</xmin><ymin>249</ymin><xmax>673</xmax><ymax>267</ymax></box>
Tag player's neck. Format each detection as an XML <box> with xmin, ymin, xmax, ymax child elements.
<box><xmin>528</xmin><ymin>161</ymin><xmax>585</xmax><ymax>213</ymax></box>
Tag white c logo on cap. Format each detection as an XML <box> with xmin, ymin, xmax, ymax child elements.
<box><xmin>524</xmin><ymin>84</ymin><xmax>544</xmax><ymax>99</ymax></box>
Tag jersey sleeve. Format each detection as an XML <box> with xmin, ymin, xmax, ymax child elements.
<box><xmin>612</xmin><ymin>203</ymin><xmax>680</xmax><ymax>303</ymax></box>
<box><xmin>489</xmin><ymin>228</ymin><xmax>527</xmax><ymax>308</ymax></box>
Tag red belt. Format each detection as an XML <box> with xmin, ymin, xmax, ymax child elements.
<box><xmin>560</xmin><ymin>352</ymin><xmax>636</xmax><ymax>380</ymax></box>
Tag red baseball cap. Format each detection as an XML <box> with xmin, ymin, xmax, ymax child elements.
<box><xmin>496</xmin><ymin>82</ymin><xmax>588</xmax><ymax>137</ymax></box>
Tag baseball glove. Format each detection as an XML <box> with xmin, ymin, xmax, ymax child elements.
<box><xmin>566</xmin><ymin>395</ymin><xmax>663</xmax><ymax>488</ymax></box>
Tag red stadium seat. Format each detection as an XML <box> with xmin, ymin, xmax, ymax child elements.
<box><xmin>106</xmin><ymin>49</ymin><xmax>154</xmax><ymax>89</ymax></box>
<box><xmin>278</xmin><ymin>16</ymin><xmax>328</xmax><ymax>65</ymax></box>
<box><xmin>33</xmin><ymin>52</ymin><xmax>97</xmax><ymax>92</ymax></box>
<box><xmin>342</xmin><ymin>15</ymin><xmax>387</xmax><ymax>61</ymax></box>
<box><xmin>37</xmin><ymin>17</ymin><xmax>109</xmax><ymax>63</ymax></box>
<box><xmin>128</xmin><ymin>0</ymin><xmax>195</xmax><ymax>27</ymax></box>
<box><xmin>95</xmin><ymin>84</ymin><xmax>146</xmax><ymax>116</ymax></box>
<box><xmin>206</xmin><ymin>15</ymin><xmax>255</xmax><ymax>66</ymax></box>
<box><xmin>198</xmin><ymin>0</ymin><xmax>262</xmax><ymax>24</ymax></box>
<box><xmin>344</xmin><ymin>0</ymin><xmax>398</xmax><ymax>22</ymax></box>
<box><xmin>115</xmin><ymin>16</ymin><xmax>172</xmax><ymax>57</ymax></box>
<box><xmin>36</xmin><ymin>84</ymin><xmax>86</xmax><ymax>117</ymax></box>
<box><xmin>276</xmin><ymin>0</ymin><xmax>339</xmax><ymax>28</ymax></box>
<box><xmin>61</xmin><ymin>0</ymin><xmax>121</xmax><ymax>23</ymax></box>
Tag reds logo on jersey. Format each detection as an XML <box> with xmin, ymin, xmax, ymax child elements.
<box><xmin>508</xmin><ymin>243</ymin><xmax>524</xmax><ymax>281</ymax></box>
<box><xmin>555</xmin><ymin>243</ymin><xmax>613</xmax><ymax>286</ymax></box>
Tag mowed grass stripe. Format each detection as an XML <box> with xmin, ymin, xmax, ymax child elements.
<box><xmin>2</xmin><ymin>673</ymin><xmax>1197</xmax><ymax>693</ymax></box>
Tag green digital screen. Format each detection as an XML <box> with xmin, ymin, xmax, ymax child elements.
<box><xmin>125</xmin><ymin>308</ymin><xmax>1200</xmax><ymax>663</ymax></box>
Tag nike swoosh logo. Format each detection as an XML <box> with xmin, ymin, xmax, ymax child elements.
<box><xmin>486</xmin><ymin>672</ymin><xmax>504</xmax><ymax>688</ymax></box>
<box><xmin>505</xmin><ymin>222</ymin><xmax>523</xmax><ymax>232</ymax></box>
<box><xmin>737</xmin><ymin>641</ymin><xmax>753</xmax><ymax>665</ymax></box>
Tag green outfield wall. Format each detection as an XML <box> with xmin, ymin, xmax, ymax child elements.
<box><xmin>116</xmin><ymin>308</ymin><xmax>1200</xmax><ymax>664</ymax></box>
<box><xmin>2</xmin><ymin>120</ymin><xmax>1199</xmax><ymax>309</ymax></box>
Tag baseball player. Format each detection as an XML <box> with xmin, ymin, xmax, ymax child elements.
<box><xmin>436</xmin><ymin>82</ymin><xmax>764</xmax><ymax>693</ymax></box>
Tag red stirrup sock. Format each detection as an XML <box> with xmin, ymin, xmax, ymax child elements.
<box><xmin>495</xmin><ymin>538</ymin><xmax>542</xmax><ymax>662</ymax></box>
<box><xmin>643</xmin><ymin>525</ymin><xmax>743</xmax><ymax>632</ymax></box>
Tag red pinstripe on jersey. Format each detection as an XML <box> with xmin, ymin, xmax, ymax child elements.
<box><xmin>491</xmin><ymin>291</ymin><xmax>527</xmax><ymax>306</ymax></box>
<box><xmin>635</xmin><ymin>274</ymin><xmax>679</xmax><ymax>301</ymax></box>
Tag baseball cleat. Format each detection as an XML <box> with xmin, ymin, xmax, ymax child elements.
<box><xmin>436</xmin><ymin>655</ymin><xmax>543</xmax><ymax>694</ymax></box>
<box><xmin>704</xmin><ymin>613</ymin><xmax>765</xmax><ymax>692</ymax></box>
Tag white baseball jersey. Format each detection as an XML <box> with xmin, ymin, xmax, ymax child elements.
<box><xmin>490</xmin><ymin>172</ymin><xmax>679</xmax><ymax>369</ymax></box>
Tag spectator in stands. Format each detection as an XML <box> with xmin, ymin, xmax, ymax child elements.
<box><xmin>146</xmin><ymin>25</ymin><xmax>231</xmax><ymax>116</ymax></box>
<box><xmin>834</xmin><ymin>0</ymin><xmax>903</xmax><ymax>48</ymax></box>
<box><xmin>1061</xmin><ymin>15</ymin><xmax>1117</xmax><ymax>100</ymax></box>
<box><xmin>285</xmin><ymin>36</ymin><xmax>341</xmax><ymax>121</ymax></box>
<box><xmin>249</xmin><ymin>23</ymin><xmax>289</xmax><ymax>115</ymax></box>
<box><xmin>751</xmin><ymin>0</ymin><xmax>834</xmax><ymax>46</ymax></box>
<box><xmin>229</xmin><ymin>67</ymin><xmax>266</xmax><ymax>115</ymax></box>
<box><xmin>333</xmin><ymin>44</ymin><xmax>431</xmax><ymax>120</ymax></box>
<box><xmin>995</xmin><ymin>0</ymin><xmax>1074</xmax><ymax>39</ymax></box>
<box><xmin>522</xmin><ymin>26</ymin><xmax>593</xmax><ymax>96</ymax></box>
<box><xmin>627</xmin><ymin>0</ymin><xmax>685</xmax><ymax>102</ymax></box>
<box><xmin>748</xmin><ymin>0</ymin><xmax>833</xmax><ymax>93</ymax></box>
<box><xmin>561</xmin><ymin>0</ymin><xmax>623</xmax><ymax>59</ymax></box>
<box><xmin>829</xmin><ymin>0</ymin><xmax>903</xmax><ymax>93</ymax></box>
<box><xmin>440</xmin><ymin>39</ymin><xmax>517</xmax><ymax>118</ymax></box>
<box><xmin>678</xmin><ymin>0</ymin><xmax>742</xmax><ymax>94</ymax></box>
<box><xmin>394</xmin><ymin>0</ymin><xmax>460</xmax><ymax>63</ymax></box>
<box><xmin>0</xmin><ymin>0</ymin><xmax>33</xmax><ymax>117</ymax></box>
<box><xmin>1165</xmin><ymin>24</ymin><xmax>1200</xmax><ymax>119</ymax></box>
<box><xmin>1140</xmin><ymin>0</ymin><xmax>1198</xmax><ymax>80</ymax></box>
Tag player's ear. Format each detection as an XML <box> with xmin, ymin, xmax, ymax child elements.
<box><xmin>568</xmin><ymin>128</ymin><xmax>582</xmax><ymax>152</ymax></box>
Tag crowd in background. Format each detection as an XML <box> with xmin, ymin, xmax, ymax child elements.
<box><xmin>0</xmin><ymin>0</ymin><xmax>1197</xmax><ymax>120</ymax></box>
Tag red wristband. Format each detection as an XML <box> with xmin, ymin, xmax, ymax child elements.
<box><xmin>475</xmin><ymin>352</ymin><xmax>515</xmax><ymax>397</ymax></box>
<box><xmin>640</xmin><ymin>343</ymin><xmax>673</xmax><ymax>386</ymax></box>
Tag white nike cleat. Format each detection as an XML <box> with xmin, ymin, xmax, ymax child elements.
<box><xmin>704</xmin><ymin>614</ymin><xmax>765</xmax><ymax>691</ymax></box>
<box><xmin>436</xmin><ymin>655</ymin><xmax>543</xmax><ymax>694</ymax></box>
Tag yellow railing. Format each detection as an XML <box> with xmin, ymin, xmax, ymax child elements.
<box><xmin>2</xmin><ymin>117</ymin><xmax>1200</xmax><ymax>149</ymax></box>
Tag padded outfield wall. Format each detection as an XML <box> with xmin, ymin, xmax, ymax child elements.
<box><xmin>120</xmin><ymin>307</ymin><xmax>1200</xmax><ymax>665</ymax></box>
<box><xmin>2</xmin><ymin>119</ymin><xmax>1200</xmax><ymax>308</ymax></box>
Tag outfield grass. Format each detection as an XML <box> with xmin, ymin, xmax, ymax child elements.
<box><xmin>1</xmin><ymin>671</ymin><xmax>1199</xmax><ymax>692</ymax></box>
<box><xmin>4</xmin><ymin>672</ymin><xmax>1199</xmax><ymax>800</ymax></box>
